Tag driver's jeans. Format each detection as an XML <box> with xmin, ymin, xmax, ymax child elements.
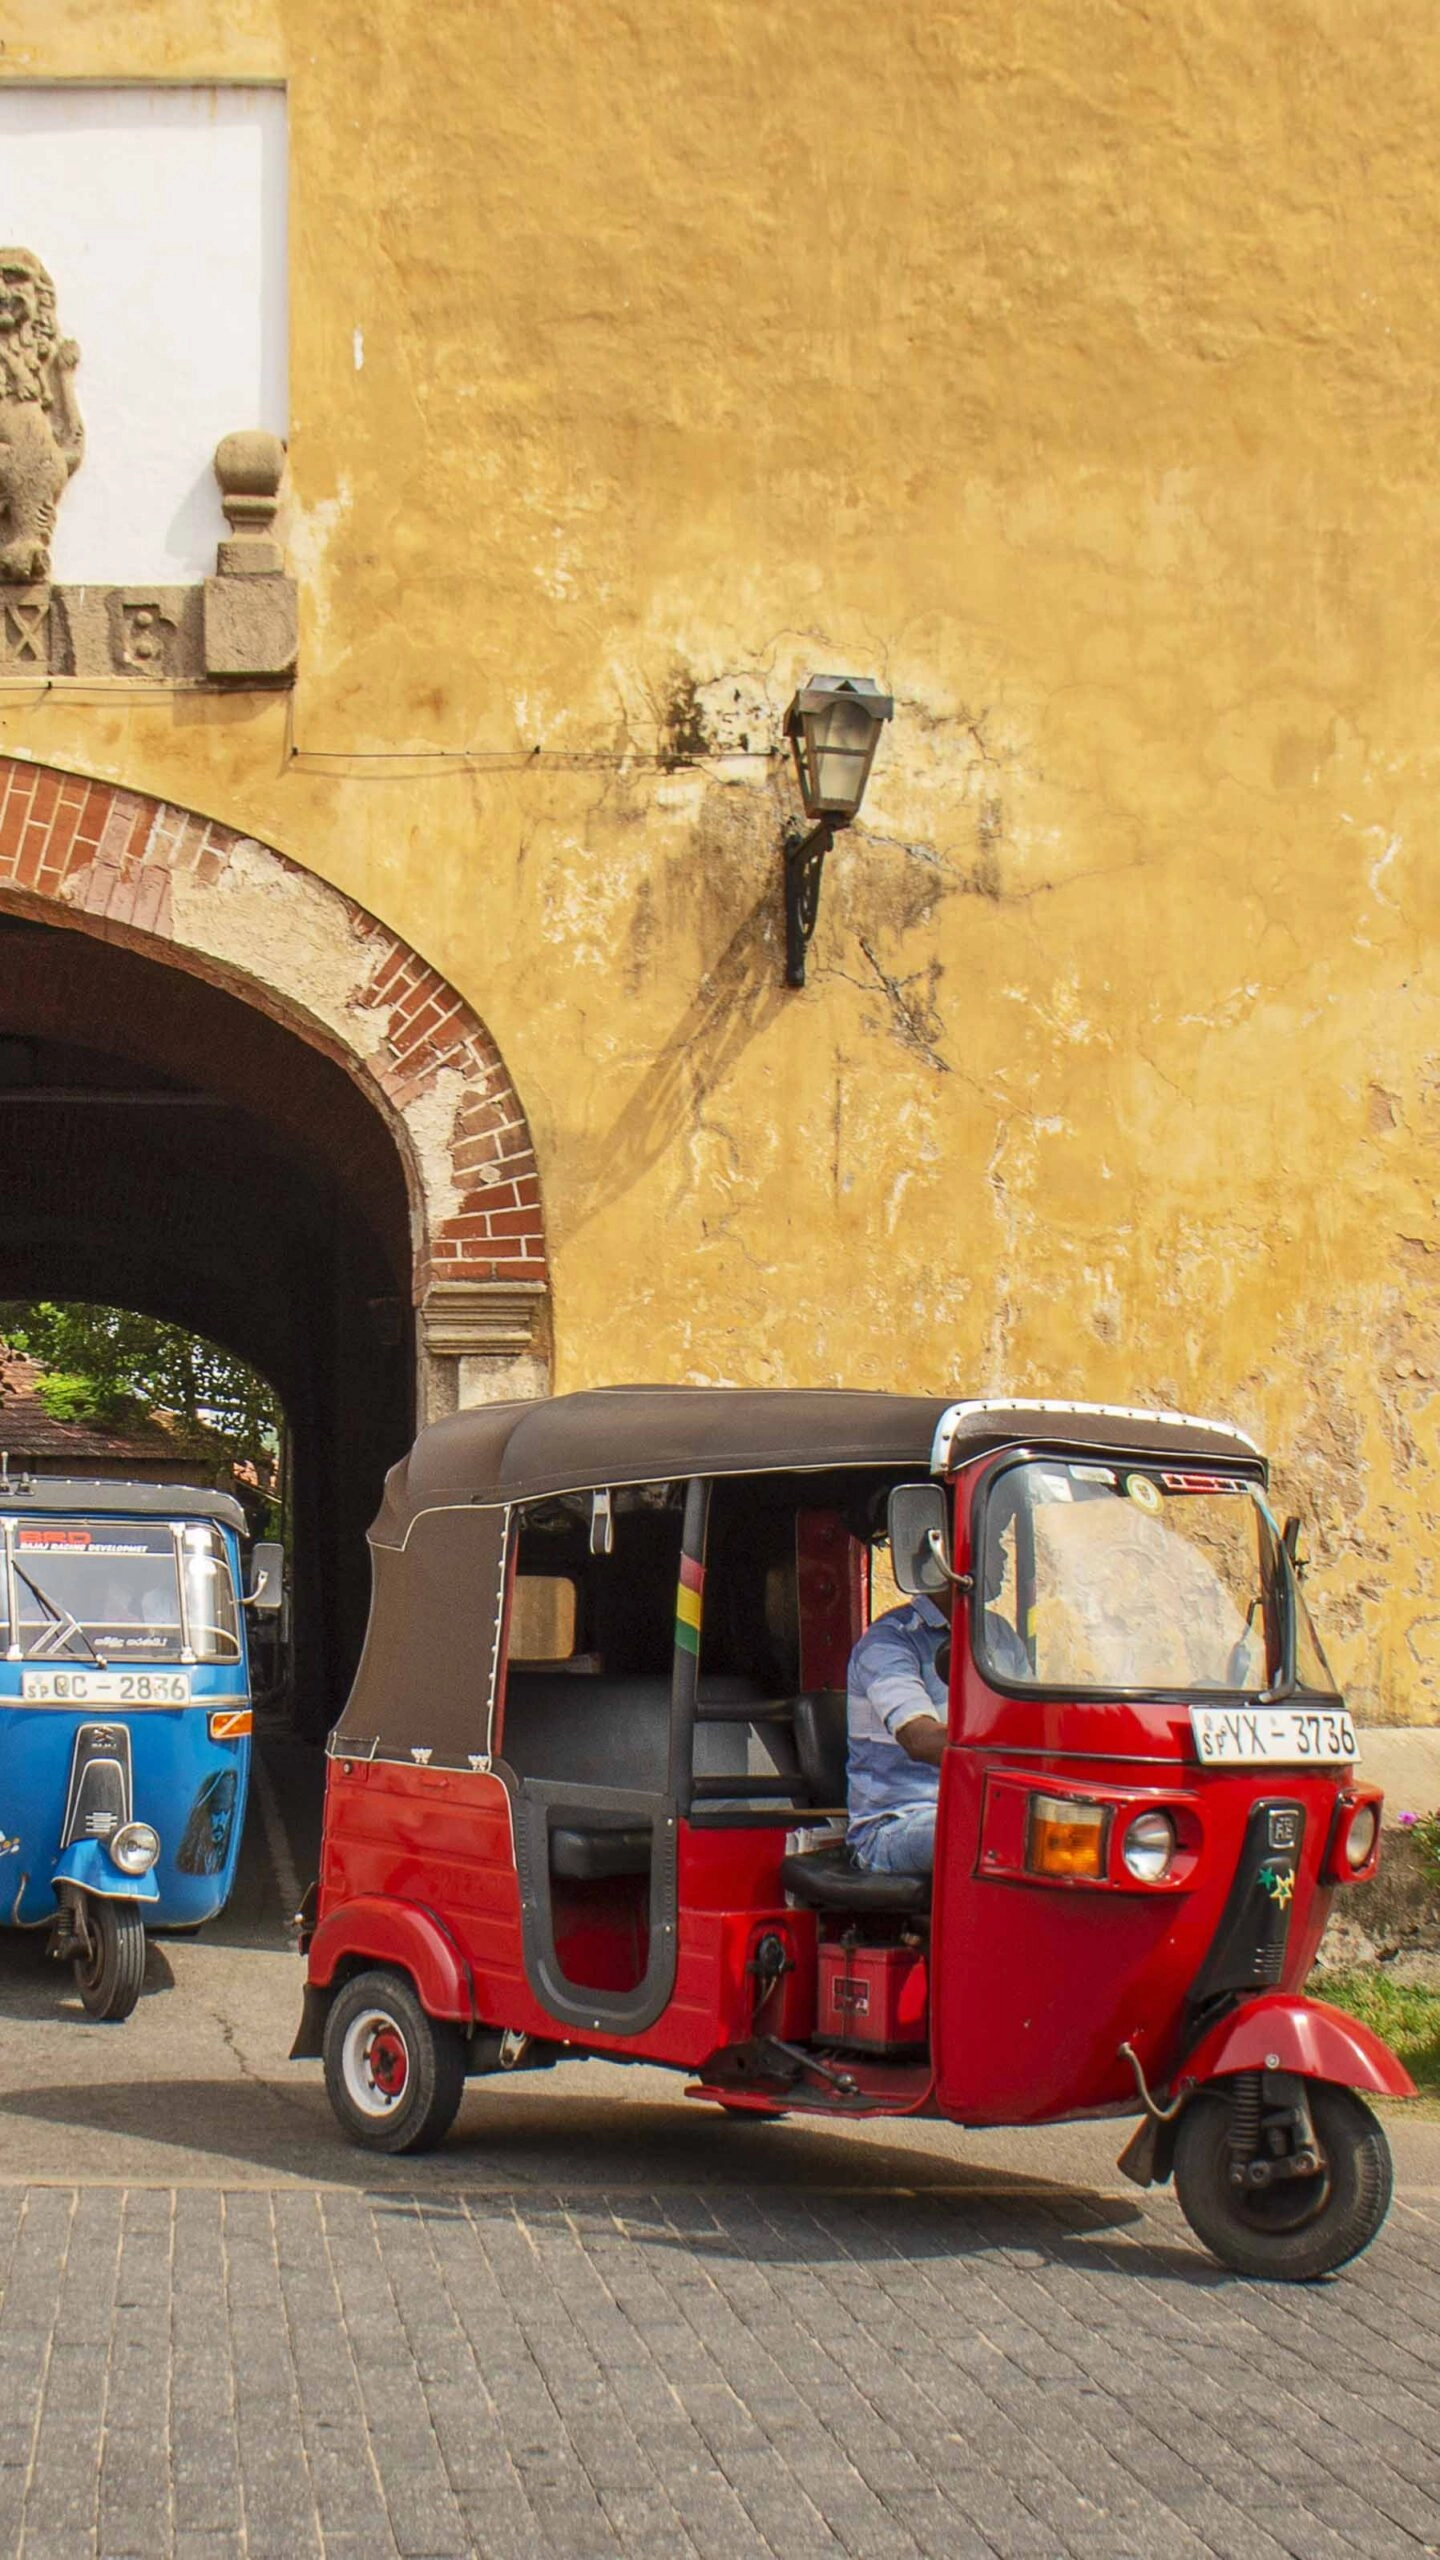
<box><xmin>852</xmin><ymin>1802</ymin><xmax>937</xmax><ymax>1876</ymax></box>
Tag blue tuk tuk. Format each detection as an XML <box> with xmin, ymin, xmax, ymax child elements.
<box><xmin>0</xmin><ymin>1473</ymin><xmax>282</xmax><ymax>2017</ymax></box>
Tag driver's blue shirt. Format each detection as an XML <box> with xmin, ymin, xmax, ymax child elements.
<box><xmin>846</xmin><ymin>1595</ymin><xmax>949</xmax><ymax>1850</ymax></box>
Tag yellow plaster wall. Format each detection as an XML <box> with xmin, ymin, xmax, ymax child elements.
<box><xmin>2</xmin><ymin>1</ymin><xmax>1440</xmax><ymax>1720</ymax></box>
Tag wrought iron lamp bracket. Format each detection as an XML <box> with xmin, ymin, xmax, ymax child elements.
<box><xmin>782</xmin><ymin>815</ymin><xmax>836</xmax><ymax>989</ymax></box>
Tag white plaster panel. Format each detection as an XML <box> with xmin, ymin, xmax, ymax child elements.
<box><xmin>0</xmin><ymin>85</ymin><xmax>287</xmax><ymax>582</ymax></box>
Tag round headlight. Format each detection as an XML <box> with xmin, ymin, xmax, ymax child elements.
<box><xmin>1122</xmin><ymin>1810</ymin><xmax>1177</xmax><ymax>1883</ymax></box>
<box><xmin>109</xmin><ymin>1821</ymin><xmax>160</xmax><ymax>1877</ymax></box>
<box><xmin>1344</xmin><ymin>1804</ymin><xmax>1379</xmax><ymax>1872</ymax></box>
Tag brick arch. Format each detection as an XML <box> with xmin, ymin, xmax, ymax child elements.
<box><xmin>0</xmin><ymin>757</ymin><xmax>547</xmax><ymax>1311</ymax></box>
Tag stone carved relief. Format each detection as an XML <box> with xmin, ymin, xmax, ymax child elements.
<box><xmin>0</xmin><ymin>250</ymin><xmax>82</xmax><ymax>584</ymax></box>
<box><xmin>28</xmin><ymin>432</ymin><xmax>295</xmax><ymax>687</ymax></box>
<box><xmin>118</xmin><ymin>599</ymin><xmax>175</xmax><ymax>673</ymax></box>
<box><xmin>0</xmin><ymin>246</ymin><xmax>293</xmax><ymax>685</ymax></box>
<box><xmin>116</xmin><ymin>593</ymin><xmax>184</xmax><ymax>678</ymax></box>
<box><xmin>1</xmin><ymin>590</ymin><xmax>49</xmax><ymax>667</ymax></box>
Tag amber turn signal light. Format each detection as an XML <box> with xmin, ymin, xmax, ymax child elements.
<box><xmin>1026</xmin><ymin>1793</ymin><xmax>1109</xmax><ymax>1880</ymax></box>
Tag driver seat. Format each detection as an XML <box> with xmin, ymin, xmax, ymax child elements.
<box><xmin>779</xmin><ymin>1843</ymin><xmax>930</xmax><ymax>1915</ymax></box>
<box><xmin>782</xmin><ymin>1688</ymin><xmax>931</xmax><ymax>1911</ymax></box>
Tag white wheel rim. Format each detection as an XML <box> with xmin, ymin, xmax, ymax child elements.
<box><xmin>340</xmin><ymin>2008</ymin><xmax>411</xmax><ymax>2116</ymax></box>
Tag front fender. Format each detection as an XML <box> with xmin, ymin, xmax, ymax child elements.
<box><xmin>304</xmin><ymin>1894</ymin><xmax>475</xmax><ymax>2027</ymax></box>
<box><xmin>52</xmin><ymin>1842</ymin><xmax>159</xmax><ymax>1904</ymax></box>
<box><xmin>1178</xmin><ymin>1993</ymin><xmax>1416</xmax><ymax>2100</ymax></box>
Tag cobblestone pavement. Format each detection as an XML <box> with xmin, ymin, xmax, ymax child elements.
<box><xmin>0</xmin><ymin>1758</ymin><xmax>1434</xmax><ymax>2557</ymax></box>
<box><xmin>0</xmin><ymin>2166</ymin><xmax>1437</xmax><ymax>2560</ymax></box>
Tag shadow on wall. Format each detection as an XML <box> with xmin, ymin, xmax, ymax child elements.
<box><xmin>568</xmin><ymin>879</ymin><xmax>787</xmax><ymax>1237</ymax></box>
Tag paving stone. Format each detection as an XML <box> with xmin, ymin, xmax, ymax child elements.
<box><xmin>0</xmin><ymin>2180</ymin><xmax>1436</xmax><ymax>2557</ymax></box>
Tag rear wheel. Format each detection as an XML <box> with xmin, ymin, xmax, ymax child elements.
<box><xmin>1174</xmin><ymin>2078</ymin><xmax>1393</xmax><ymax>2280</ymax></box>
<box><xmin>73</xmin><ymin>1896</ymin><xmax>146</xmax><ymax>2022</ymax></box>
<box><xmin>323</xmin><ymin>1969</ymin><xmax>466</xmax><ymax>2155</ymax></box>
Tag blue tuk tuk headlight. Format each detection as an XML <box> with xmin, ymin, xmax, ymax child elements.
<box><xmin>109</xmin><ymin>1822</ymin><xmax>160</xmax><ymax>1877</ymax></box>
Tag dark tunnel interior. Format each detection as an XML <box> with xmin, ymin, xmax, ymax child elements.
<box><xmin>0</xmin><ymin>910</ymin><xmax>417</xmax><ymax>1739</ymax></box>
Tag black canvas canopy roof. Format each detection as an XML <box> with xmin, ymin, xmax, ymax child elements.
<box><xmin>338</xmin><ymin>1389</ymin><xmax>1266</xmax><ymax>1768</ymax></box>
<box><xmin>370</xmin><ymin>1389</ymin><xmax>1263</xmax><ymax>1547</ymax></box>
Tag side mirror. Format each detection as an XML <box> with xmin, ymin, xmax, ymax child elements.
<box><xmin>590</xmin><ymin>1489</ymin><xmax>614</xmax><ymax>1558</ymax></box>
<box><xmin>244</xmin><ymin>1541</ymin><xmax>285</xmax><ymax>1612</ymax></box>
<box><xmin>1281</xmin><ymin>1515</ymin><xmax>1307</xmax><ymax>1580</ymax></box>
<box><xmin>887</xmin><ymin>1484</ymin><xmax>955</xmax><ymax>1596</ymax></box>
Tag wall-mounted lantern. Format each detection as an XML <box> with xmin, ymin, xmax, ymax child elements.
<box><xmin>781</xmin><ymin>674</ymin><xmax>894</xmax><ymax>987</ymax></box>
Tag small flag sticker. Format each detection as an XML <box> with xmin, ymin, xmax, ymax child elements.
<box><xmin>675</xmin><ymin>1554</ymin><xmax>704</xmax><ymax>1657</ymax></box>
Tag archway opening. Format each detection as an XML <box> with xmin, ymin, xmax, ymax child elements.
<box><xmin>0</xmin><ymin>910</ymin><xmax>416</xmax><ymax>1737</ymax></box>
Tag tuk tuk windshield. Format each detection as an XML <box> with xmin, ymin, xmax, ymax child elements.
<box><xmin>1</xmin><ymin>1518</ymin><xmax>241</xmax><ymax>1664</ymax></box>
<box><xmin>976</xmin><ymin>1458</ymin><xmax>1331</xmax><ymax>1698</ymax></box>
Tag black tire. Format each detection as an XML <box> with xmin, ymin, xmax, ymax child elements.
<box><xmin>322</xmin><ymin>1968</ymin><xmax>467</xmax><ymax>2155</ymax></box>
<box><xmin>1174</xmin><ymin>2079</ymin><xmax>1394</xmax><ymax>2281</ymax></box>
<box><xmin>73</xmin><ymin>1896</ymin><xmax>146</xmax><ymax>2022</ymax></box>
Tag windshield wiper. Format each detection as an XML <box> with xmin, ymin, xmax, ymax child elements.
<box><xmin>10</xmin><ymin>1563</ymin><xmax>107</xmax><ymax>1667</ymax></box>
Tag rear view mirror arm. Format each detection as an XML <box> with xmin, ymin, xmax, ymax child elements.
<box><xmin>927</xmin><ymin>1529</ymin><xmax>973</xmax><ymax>1593</ymax></box>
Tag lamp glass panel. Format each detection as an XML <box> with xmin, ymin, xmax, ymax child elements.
<box><xmin>810</xmin><ymin>694</ymin><xmax>878</xmax><ymax>814</ymax></box>
<box><xmin>787</xmin><ymin>717</ymin><xmax>814</xmax><ymax>810</ymax></box>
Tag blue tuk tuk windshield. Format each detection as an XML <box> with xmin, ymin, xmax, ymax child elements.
<box><xmin>1</xmin><ymin>1518</ymin><xmax>242</xmax><ymax>1664</ymax></box>
<box><xmin>976</xmin><ymin>1458</ymin><xmax>1339</xmax><ymax>1699</ymax></box>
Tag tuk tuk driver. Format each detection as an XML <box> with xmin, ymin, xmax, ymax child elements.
<box><xmin>846</xmin><ymin>1557</ymin><xmax>1028</xmax><ymax>1876</ymax></box>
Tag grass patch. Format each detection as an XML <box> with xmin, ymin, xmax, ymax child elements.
<box><xmin>1312</xmin><ymin>1970</ymin><xmax>1440</xmax><ymax>2094</ymax></box>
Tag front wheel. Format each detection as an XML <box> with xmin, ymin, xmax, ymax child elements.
<box><xmin>1174</xmin><ymin>2078</ymin><xmax>1394</xmax><ymax>2281</ymax></box>
<box><xmin>73</xmin><ymin>1896</ymin><xmax>146</xmax><ymax>2022</ymax></box>
<box><xmin>323</xmin><ymin>1969</ymin><xmax>467</xmax><ymax>2155</ymax></box>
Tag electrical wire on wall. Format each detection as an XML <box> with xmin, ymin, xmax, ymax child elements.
<box><xmin>0</xmin><ymin>677</ymin><xmax>789</xmax><ymax>784</ymax></box>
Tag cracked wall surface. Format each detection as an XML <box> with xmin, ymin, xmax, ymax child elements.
<box><xmin>4</xmin><ymin>2</ymin><xmax>1440</xmax><ymax>1717</ymax></box>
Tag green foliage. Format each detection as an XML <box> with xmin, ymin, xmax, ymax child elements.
<box><xmin>0</xmin><ymin>1301</ymin><xmax>281</xmax><ymax>1484</ymax></box>
<box><xmin>1396</xmin><ymin>1808</ymin><xmax>1440</xmax><ymax>1884</ymax></box>
<box><xmin>1312</xmin><ymin>1969</ymin><xmax>1440</xmax><ymax>2094</ymax></box>
<box><xmin>33</xmin><ymin>1370</ymin><xmax>148</xmax><ymax>1430</ymax></box>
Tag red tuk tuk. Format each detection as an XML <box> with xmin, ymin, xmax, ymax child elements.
<box><xmin>294</xmin><ymin>1390</ymin><xmax>1412</xmax><ymax>2280</ymax></box>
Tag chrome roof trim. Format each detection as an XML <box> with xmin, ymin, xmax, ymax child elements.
<box><xmin>928</xmin><ymin>1397</ymin><xmax>1262</xmax><ymax>1477</ymax></box>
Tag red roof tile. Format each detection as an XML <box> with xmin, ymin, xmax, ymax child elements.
<box><xmin>0</xmin><ymin>1347</ymin><xmax>216</xmax><ymax>1464</ymax></box>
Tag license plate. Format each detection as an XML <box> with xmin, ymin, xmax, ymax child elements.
<box><xmin>18</xmin><ymin>1669</ymin><xmax>191</xmax><ymax>1706</ymax></box>
<box><xmin>1190</xmin><ymin>1704</ymin><xmax>1356</xmax><ymax>1766</ymax></box>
